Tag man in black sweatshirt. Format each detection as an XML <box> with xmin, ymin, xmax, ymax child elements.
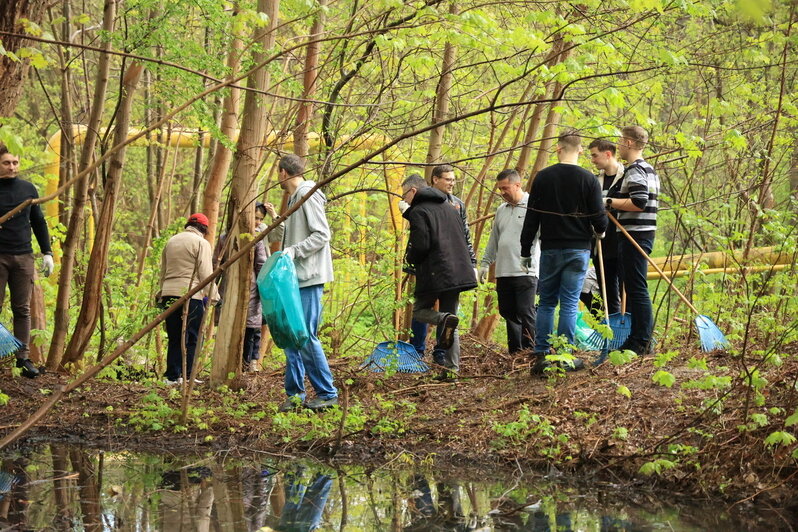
<box><xmin>520</xmin><ymin>131</ymin><xmax>607</xmax><ymax>374</ymax></box>
<box><xmin>0</xmin><ymin>143</ymin><xmax>54</xmax><ymax>378</ymax></box>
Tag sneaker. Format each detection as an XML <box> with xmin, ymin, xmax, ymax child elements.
<box><xmin>530</xmin><ymin>353</ymin><xmax>550</xmax><ymax>376</ymax></box>
<box><xmin>16</xmin><ymin>358</ymin><xmax>40</xmax><ymax>379</ymax></box>
<box><xmin>305</xmin><ymin>396</ymin><xmax>339</xmax><ymax>411</ymax></box>
<box><xmin>165</xmin><ymin>377</ymin><xmax>203</xmax><ymax>385</ymax></box>
<box><xmin>278</xmin><ymin>396</ymin><xmax>304</xmax><ymax>413</ymax></box>
<box><xmin>438</xmin><ymin>313</ymin><xmax>459</xmax><ymax>350</ymax></box>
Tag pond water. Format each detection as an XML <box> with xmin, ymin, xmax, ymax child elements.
<box><xmin>0</xmin><ymin>444</ymin><xmax>783</xmax><ymax>531</ymax></box>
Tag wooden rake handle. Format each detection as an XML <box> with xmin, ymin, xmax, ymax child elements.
<box><xmin>608</xmin><ymin>212</ymin><xmax>703</xmax><ymax>318</ymax></box>
<box><xmin>595</xmin><ymin>238</ymin><xmax>611</xmax><ymax>324</ymax></box>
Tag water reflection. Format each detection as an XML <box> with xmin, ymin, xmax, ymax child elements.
<box><xmin>0</xmin><ymin>444</ymin><xmax>779</xmax><ymax>530</ymax></box>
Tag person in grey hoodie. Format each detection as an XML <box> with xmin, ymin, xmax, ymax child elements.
<box><xmin>277</xmin><ymin>154</ymin><xmax>338</xmax><ymax>412</ymax></box>
<box><xmin>478</xmin><ymin>169</ymin><xmax>540</xmax><ymax>354</ymax></box>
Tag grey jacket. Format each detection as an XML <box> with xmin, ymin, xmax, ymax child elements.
<box><xmin>283</xmin><ymin>180</ymin><xmax>334</xmax><ymax>288</ymax></box>
<box><xmin>480</xmin><ymin>192</ymin><xmax>540</xmax><ymax>277</ymax></box>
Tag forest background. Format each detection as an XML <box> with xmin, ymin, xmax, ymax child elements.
<box><xmin>0</xmin><ymin>0</ymin><xmax>797</xmax><ymax>470</ymax></box>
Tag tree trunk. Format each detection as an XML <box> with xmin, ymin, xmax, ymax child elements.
<box><xmin>424</xmin><ymin>3</ymin><xmax>458</xmax><ymax>180</ymax></box>
<box><xmin>47</xmin><ymin>0</ymin><xmax>117</xmax><ymax>371</ymax></box>
<box><xmin>293</xmin><ymin>0</ymin><xmax>326</xmax><ymax>157</ymax></box>
<box><xmin>211</xmin><ymin>0</ymin><xmax>278</xmax><ymax>385</ymax></box>
<box><xmin>0</xmin><ymin>0</ymin><xmax>46</xmax><ymax>116</ymax></box>
<box><xmin>202</xmin><ymin>12</ymin><xmax>244</xmax><ymax>244</ymax></box>
<box><xmin>61</xmin><ymin>62</ymin><xmax>143</xmax><ymax>367</ymax></box>
<box><xmin>526</xmin><ymin>47</ymin><xmax>572</xmax><ymax>190</ymax></box>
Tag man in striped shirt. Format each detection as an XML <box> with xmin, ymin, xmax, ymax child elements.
<box><xmin>606</xmin><ymin>126</ymin><xmax>660</xmax><ymax>355</ymax></box>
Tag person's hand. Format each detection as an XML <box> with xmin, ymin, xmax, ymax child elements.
<box><xmin>478</xmin><ymin>265</ymin><xmax>489</xmax><ymax>283</ymax></box>
<box><xmin>398</xmin><ymin>200</ymin><xmax>410</xmax><ymax>214</ymax></box>
<box><xmin>41</xmin><ymin>254</ymin><xmax>54</xmax><ymax>277</ymax></box>
<box><xmin>263</xmin><ymin>202</ymin><xmax>278</xmax><ymax>218</ymax></box>
<box><xmin>520</xmin><ymin>256</ymin><xmax>532</xmax><ymax>273</ymax></box>
<box><xmin>596</xmin><ymin>231</ymin><xmax>606</xmax><ymax>240</ymax></box>
<box><xmin>282</xmin><ymin>247</ymin><xmax>295</xmax><ymax>260</ymax></box>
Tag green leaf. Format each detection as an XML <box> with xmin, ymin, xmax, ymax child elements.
<box><xmin>616</xmin><ymin>385</ymin><xmax>632</xmax><ymax>398</ymax></box>
<box><xmin>785</xmin><ymin>409</ymin><xmax>798</xmax><ymax>427</ymax></box>
<box><xmin>764</xmin><ymin>431</ymin><xmax>797</xmax><ymax>448</ymax></box>
<box><xmin>653</xmin><ymin>370</ymin><xmax>676</xmax><ymax>388</ymax></box>
<box><xmin>609</xmin><ymin>349</ymin><xmax>637</xmax><ymax>365</ymax></box>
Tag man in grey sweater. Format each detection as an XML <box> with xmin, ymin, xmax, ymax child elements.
<box><xmin>278</xmin><ymin>154</ymin><xmax>338</xmax><ymax>412</ymax></box>
<box><xmin>478</xmin><ymin>169</ymin><xmax>540</xmax><ymax>354</ymax></box>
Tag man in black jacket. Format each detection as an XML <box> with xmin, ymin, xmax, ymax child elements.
<box><xmin>402</xmin><ymin>174</ymin><xmax>477</xmax><ymax>380</ymax></box>
<box><xmin>0</xmin><ymin>143</ymin><xmax>54</xmax><ymax>378</ymax></box>
<box><xmin>520</xmin><ymin>131</ymin><xmax>607</xmax><ymax>374</ymax></box>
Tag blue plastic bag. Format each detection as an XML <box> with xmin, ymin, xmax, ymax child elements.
<box><xmin>257</xmin><ymin>251</ymin><xmax>309</xmax><ymax>350</ymax></box>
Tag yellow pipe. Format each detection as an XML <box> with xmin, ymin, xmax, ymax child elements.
<box><xmin>648</xmin><ymin>263</ymin><xmax>790</xmax><ymax>280</ymax></box>
<box><xmin>649</xmin><ymin>246</ymin><xmax>792</xmax><ymax>272</ymax></box>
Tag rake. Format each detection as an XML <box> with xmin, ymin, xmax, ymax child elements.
<box><xmin>610</xmin><ymin>214</ymin><xmax>729</xmax><ymax>351</ymax></box>
<box><xmin>591</xmin><ymin>238</ymin><xmax>612</xmax><ymax>364</ymax></box>
<box><xmin>361</xmin><ymin>340</ymin><xmax>430</xmax><ymax>373</ymax></box>
<box><xmin>0</xmin><ymin>322</ymin><xmax>22</xmax><ymax>358</ymax></box>
<box><xmin>583</xmin><ymin>292</ymin><xmax>632</xmax><ymax>353</ymax></box>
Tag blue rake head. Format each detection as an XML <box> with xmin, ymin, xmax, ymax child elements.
<box><xmin>362</xmin><ymin>341</ymin><xmax>430</xmax><ymax>373</ymax></box>
<box><xmin>581</xmin><ymin>312</ymin><xmax>632</xmax><ymax>352</ymax></box>
<box><xmin>0</xmin><ymin>322</ymin><xmax>22</xmax><ymax>359</ymax></box>
<box><xmin>695</xmin><ymin>315</ymin><xmax>729</xmax><ymax>352</ymax></box>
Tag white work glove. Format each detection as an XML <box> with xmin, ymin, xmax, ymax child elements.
<box><xmin>478</xmin><ymin>265</ymin><xmax>489</xmax><ymax>283</ymax></box>
<box><xmin>398</xmin><ymin>200</ymin><xmax>410</xmax><ymax>214</ymax></box>
<box><xmin>596</xmin><ymin>231</ymin><xmax>606</xmax><ymax>240</ymax></box>
<box><xmin>520</xmin><ymin>256</ymin><xmax>532</xmax><ymax>274</ymax></box>
<box><xmin>41</xmin><ymin>254</ymin><xmax>54</xmax><ymax>277</ymax></box>
<box><xmin>282</xmin><ymin>247</ymin><xmax>295</xmax><ymax>260</ymax></box>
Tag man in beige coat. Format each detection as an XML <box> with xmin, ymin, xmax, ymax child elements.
<box><xmin>159</xmin><ymin>213</ymin><xmax>218</xmax><ymax>384</ymax></box>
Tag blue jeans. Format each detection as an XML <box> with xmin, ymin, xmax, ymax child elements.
<box><xmin>410</xmin><ymin>319</ymin><xmax>428</xmax><ymax>356</ymax></box>
<box><xmin>534</xmin><ymin>249</ymin><xmax>590</xmax><ymax>353</ymax></box>
<box><xmin>618</xmin><ymin>233</ymin><xmax>654</xmax><ymax>351</ymax></box>
<box><xmin>284</xmin><ymin>285</ymin><xmax>337</xmax><ymax>400</ymax></box>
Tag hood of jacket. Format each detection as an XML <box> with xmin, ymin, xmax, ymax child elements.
<box><xmin>289</xmin><ymin>179</ymin><xmax>326</xmax><ymax>206</ymax></box>
<box><xmin>403</xmin><ymin>187</ymin><xmax>446</xmax><ymax>220</ymax></box>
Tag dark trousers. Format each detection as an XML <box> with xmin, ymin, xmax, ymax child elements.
<box><xmin>496</xmin><ymin>276</ymin><xmax>537</xmax><ymax>353</ymax></box>
<box><xmin>413</xmin><ymin>290</ymin><xmax>461</xmax><ymax>371</ymax></box>
<box><xmin>618</xmin><ymin>233</ymin><xmax>654</xmax><ymax>351</ymax></box>
<box><xmin>0</xmin><ymin>254</ymin><xmax>34</xmax><ymax>359</ymax></box>
<box><xmin>163</xmin><ymin>298</ymin><xmax>205</xmax><ymax>380</ymax></box>
<box><xmin>593</xmin><ymin>255</ymin><xmax>621</xmax><ymax>315</ymax></box>
<box><xmin>243</xmin><ymin>327</ymin><xmax>261</xmax><ymax>364</ymax></box>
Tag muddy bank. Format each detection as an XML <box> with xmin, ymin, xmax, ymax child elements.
<box><xmin>1</xmin><ymin>335</ymin><xmax>797</xmax><ymax>509</ymax></box>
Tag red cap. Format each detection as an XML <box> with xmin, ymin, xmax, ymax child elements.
<box><xmin>187</xmin><ymin>213</ymin><xmax>209</xmax><ymax>227</ymax></box>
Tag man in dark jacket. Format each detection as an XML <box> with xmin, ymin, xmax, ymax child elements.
<box><xmin>0</xmin><ymin>143</ymin><xmax>54</xmax><ymax>378</ymax></box>
<box><xmin>520</xmin><ymin>131</ymin><xmax>607</xmax><ymax>375</ymax></box>
<box><xmin>405</xmin><ymin>164</ymin><xmax>476</xmax><ymax>358</ymax></box>
<box><xmin>402</xmin><ymin>174</ymin><xmax>477</xmax><ymax>379</ymax></box>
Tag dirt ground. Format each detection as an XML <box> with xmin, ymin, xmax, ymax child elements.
<box><xmin>1</xmin><ymin>334</ymin><xmax>797</xmax><ymax>512</ymax></box>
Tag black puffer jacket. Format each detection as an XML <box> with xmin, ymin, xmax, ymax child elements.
<box><xmin>403</xmin><ymin>187</ymin><xmax>477</xmax><ymax>296</ymax></box>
